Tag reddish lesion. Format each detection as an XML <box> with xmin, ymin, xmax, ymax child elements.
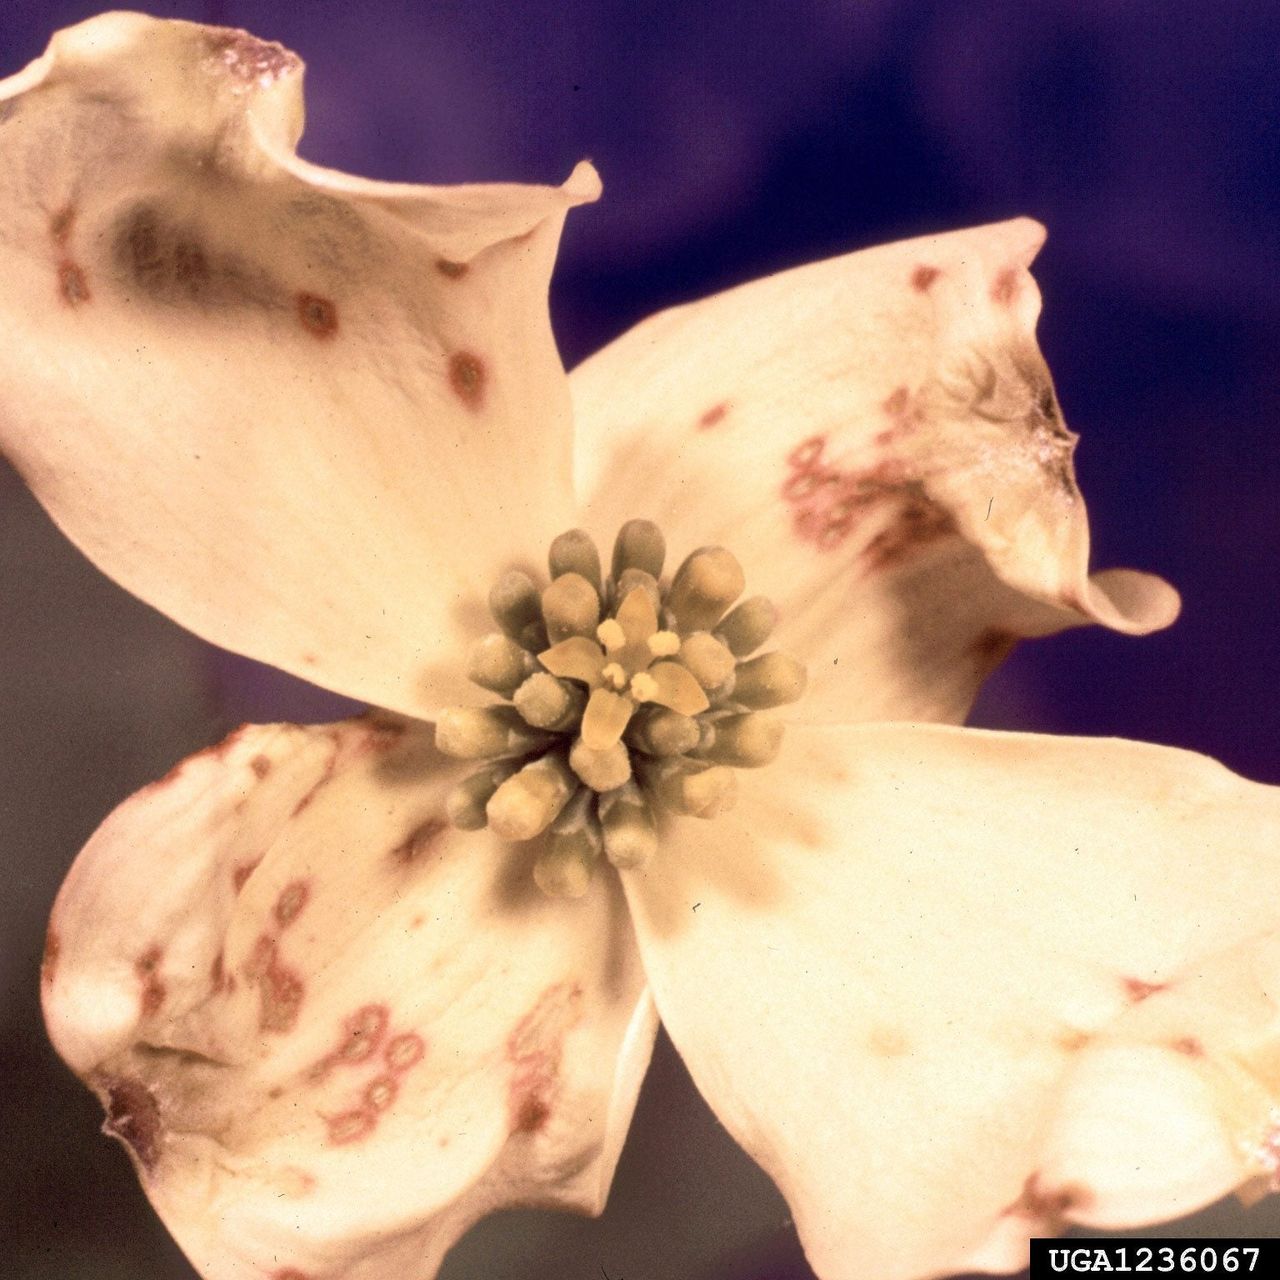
<box><xmin>204</xmin><ymin>29</ymin><xmax>300</xmax><ymax>86</ymax></box>
<box><xmin>273</xmin><ymin>879</ymin><xmax>311</xmax><ymax>927</ymax></box>
<box><xmin>309</xmin><ymin>1007</ymin><xmax>426</xmax><ymax>1145</ymax></box>
<box><xmin>99</xmin><ymin>1075</ymin><xmax>163</xmax><ymax>1172</ymax></box>
<box><xmin>911</xmin><ymin>264</ymin><xmax>941</xmax><ymax>292</ymax></box>
<box><xmin>244</xmin><ymin>934</ymin><xmax>305</xmax><ymax>1033</ymax></box>
<box><xmin>990</xmin><ymin>267</ymin><xmax>1020</xmax><ymax>306</ymax></box>
<box><xmin>57</xmin><ymin>261</ymin><xmax>91</xmax><ymax>307</ymax></box>
<box><xmin>1003</xmin><ymin>1171</ymin><xmax>1091</xmax><ymax>1232</ymax></box>
<box><xmin>49</xmin><ymin>205</ymin><xmax>91</xmax><ymax>307</ymax></box>
<box><xmin>781</xmin><ymin>428</ymin><xmax>954</xmax><ymax>569</ymax></box>
<box><xmin>209</xmin><ymin>948</ymin><xmax>236</xmax><ymax>994</ymax></box>
<box><xmin>1122</xmin><ymin>976</ymin><xmax>1168</xmax><ymax>1003</ymax></box>
<box><xmin>324</xmin><ymin>1108</ymin><xmax>376</xmax><ymax>1146</ymax></box>
<box><xmin>859</xmin><ymin>489</ymin><xmax>955</xmax><ymax>574</ymax></box>
<box><xmin>40</xmin><ymin>927</ymin><xmax>60</xmax><ymax>988</ymax></box>
<box><xmin>232</xmin><ymin>858</ymin><xmax>263</xmax><ymax>893</ymax></box>
<box><xmin>448</xmin><ymin>351</ymin><xmax>487</xmax><ymax>410</ymax></box>
<box><xmin>390</xmin><ymin>816</ymin><xmax>448</xmax><ymax>865</ymax></box>
<box><xmin>134</xmin><ymin>945</ymin><xmax>166</xmax><ymax>1017</ymax></box>
<box><xmin>697</xmin><ymin>401</ymin><xmax>729</xmax><ymax>430</ymax></box>
<box><xmin>505</xmin><ymin>980</ymin><xmax>584</xmax><ymax>1136</ymax></box>
<box><xmin>969</xmin><ymin>628</ymin><xmax>1017</xmax><ymax>673</ymax></box>
<box><xmin>295</xmin><ymin>292</ymin><xmax>338</xmax><ymax>339</ymax></box>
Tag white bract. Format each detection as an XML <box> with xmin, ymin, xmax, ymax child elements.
<box><xmin>3</xmin><ymin>15</ymin><xmax>1280</xmax><ymax>1280</ymax></box>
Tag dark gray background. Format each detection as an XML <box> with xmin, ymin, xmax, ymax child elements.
<box><xmin>3</xmin><ymin>1</ymin><xmax>1278</xmax><ymax>1277</ymax></box>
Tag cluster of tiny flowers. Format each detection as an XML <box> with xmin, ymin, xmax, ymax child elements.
<box><xmin>435</xmin><ymin>520</ymin><xmax>807</xmax><ymax>896</ymax></box>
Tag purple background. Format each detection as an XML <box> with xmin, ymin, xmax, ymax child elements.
<box><xmin>2</xmin><ymin>1</ymin><xmax>1278</xmax><ymax>1277</ymax></box>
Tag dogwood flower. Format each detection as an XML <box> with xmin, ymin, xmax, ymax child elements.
<box><xmin>5</xmin><ymin>14</ymin><xmax>1280</xmax><ymax>1280</ymax></box>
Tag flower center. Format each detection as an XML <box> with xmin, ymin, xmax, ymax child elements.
<box><xmin>435</xmin><ymin>521</ymin><xmax>807</xmax><ymax>897</ymax></box>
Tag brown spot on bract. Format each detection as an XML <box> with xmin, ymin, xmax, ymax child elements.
<box><xmin>50</xmin><ymin>205</ymin><xmax>75</xmax><ymax>244</ymax></box>
<box><xmin>1009</xmin><ymin>1172</ymin><xmax>1090</xmax><ymax>1232</ymax></box>
<box><xmin>296</xmin><ymin>292</ymin><xmax>338</xmax><ymax>339</ymax></box>
<box><xmin>1057</xmin><ymin>1028</ymin><xmax>1092</xmax><ymax>1053</ymax></box>
<box><xmin>41</xmin><ymin>928</ymin><xmax>60</xmax><ymax>987</ymax></box>
<box><xmin>867</xmin><ymin>1026</ymin><xmax>911</xmax><ymax>1058</ymax></box>
<box><xmin>361</xmin><ymin>711</ymin><xmax>410</xmax><ymax>745</ymax></box>
<box><xmin>911</xmin><ymin>264</ymin><xmax>941</xmax><ymax>292</ymax></box>
<box><xmin>274</xmin><ymin>879</ymin><xmax>311</xmax><ymax>927</ymax></box>
<box><xmin>859</xmin><ymin>490</ymin><xmax>956</xmax><ymax>573</ymax></box>
<box><xmin>991</xmin><ymin>267</ymin><xmax>1019</xmax><ymax>305</ymax></box>
<box><xmin>787</xmin><ymin>435</ymin><xmax>826</xmax><ymax>470</ymax></box>
<box><xmin>302</xmin><ymin>652</ymin><xmax>320</xmax><ymax>666</ymax></box>
<box><xmin>971</xmin><ymin>628</ymin><xmax>1017</xmax><ymax>671</ymax></box>
<box><xmin>391</xmin><ymin>816</ymin><xmax>447</xmax><ymax>865</ymax></box>
<box><xmin>506</xmin><ymin>981</ymin><xmax>583</xmax><ymax>1136</ymax></box>
<box><xmin>57</xmin><ymin>261</ymin><xmax>90</xmax><ymax>306</ymax></box>
<box><xmin>385</xmin><ymin>1032</ymin><xmax>426</xmax><ymax>1073</ymax></box>
<box><xmin>261</xmin><ymin>964</ymin><xmax>304</xmax><ymax>1033</ymax></box>
<box><xmin>513</xmin><ymin>1094</ymin><xmax>552</xmax><ymax>1134</ymax></box>
<box><xmin>698</xmin><ymin>402</ymin><xmax>729</xmax><ymax>430</ymax></box>
<box><xmin>337</xmin><ymin>1005</ymin><xmax>389</xmax><ymax>1064</ymax></box>
<box><xmin>245</xmin><ymin>936</ymin><xmax>305</xmax><ymax>1033</ymax></box>
<box><xmin>116</xmin><ymin>206</ymin><xmax>213</xmax><ymax>303</ymax></box>
<box><xmin>250</xmin><ymin>753</ymin><xmax>272</xmax><ymax>779</ymax></box>
<box><xmin>364</xmin><ymin>1075</ymin><xmax>398</xmax><ymax>1111</ymax></box>
<box><xmin>232</xmin><ymin>858</ymin><xmax>262</xmax><ymax>893</ymax></box>
<box><xmin>435</xmin><ymin>258</ymin><xmax>468</xmax><ymax>279</ymax></box>
<box><xmin>1123</xmin><ymin>976</ymin><xmax>1167</xmax><ymax>1003</ymax></box>
<box><xmin>1171</xmin><ymin>1036</ymin><xmax>1205</xmax><ymax>1057</ymax></box>
<box><xmin>325</xmin><ymin>1107</ymin><xmax>376</xmax><ymax>1146</ymax></box>
<box><xmin>101</xmin><ymin>1076</ymin><xmax>162</xmax><ymax>1172</ymax></box>
<box><xmin>782</xmin><ymin>430</ymin><xmax>947</xmax><ymax>559</ymax></box>
<box><xmin>172</xmin><ymin>241</ymin><xmax>209</xmax><ymax>295</ymax></box>
<box><xmin>882</xmin><ymin>386</ymin><xmax>910</xmax><ymax>416</ymax></box>
<box><xmin>135</xmin><ymin>946</ymin><xmax>166</xmax><ymax>1016</ymax></box>
<box><xmin>448</xmin><ymin>351</ymin><xmax>486</xmax><ymax>410</ymax></box>
<box><xmin>289</xmin><ymin>730</ymin><xmax>343</xmax><ymax>819</ymax></box>
<box><xmin>274</xmin><ymin>1271</ymin><xmax>312</xmax><ymax>1280</ymax></box>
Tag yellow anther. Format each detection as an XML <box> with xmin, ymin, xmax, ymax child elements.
<box><xmin>541</xmin><ymin>572</ymin><xmax>601</xmax><ymax>645</ymax></box>
<box><xmin>678</xmin><ymin>632</ymin><xmax>736</xmax><ymax>690</ymax></box>
<box><xmin>698</xmin><ymin>713</ymin><xmax>784</xmax><ymax>767</ymax></box>
<box><xmin>486</xmin><ymin>753</ymin><xmax>576</xmax><ymax>840</ymax></box>
<box><xmin>534</xmin><ymin>839</ymin><xmax>598</xmax><ymax>899</ymax></box>
<box><xmin>601</xmin><ymin>661</ymin><xmax>629</xmax><ymax>691</ymax></box>
<box><xmin>513</xmin><ymin>672</ymin><xmax>584</xmax><ymax>731</ymax></box>
<box><xmin>732</xmin><ymin>651</ymin><xmax>808</xmax><ymax>709</ymax></box>
<box><xmin>597</xmin><ymin>618</ymin><xmax>627</xmax><ymax>652</ymax></box>
<box><xmin>599</xmin><ymin>783</ymin><xmax>658</xmax><ymax>870</ymax></box>
<box><xmin>435</xmin><ymin>706</ymin><xmax>551</xmax><ymax>760</ymax></box>
<box><xmin>647</xmin><ymin>630</ymin><xmax>681</xmax><ymax>658</ymax></box>
<box><xmin>569</xmin><ymin>738</ymin><xmax>633</xmax><ymax>792</ymax></box>
<box><xmin>630</xmin><ymin>671</ymin><xmax>660</xmax><ymax>702</ymax></box>
<box><xmin>468</xmin><ymin>632</ymin><xmax>534</xmax><ymax>696</ymax></box>
<box><xmin>628</xmin><ymin>706</ymin><xmax>700</xmax><ymax>757</ymax></box>
<box><xmin>548</xmin><ymin>528</ymin><xmax>603</xmax><ymax>593</ymax></box>
<box><xmin>611</xmin><ymin>518</ymin><xmax>666</xmax><ymax>581</ymax></box>
<box><xmin>535</xmin><ymin>790</ymin><xmax>603</xmax><ymax>898</ymax></box>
